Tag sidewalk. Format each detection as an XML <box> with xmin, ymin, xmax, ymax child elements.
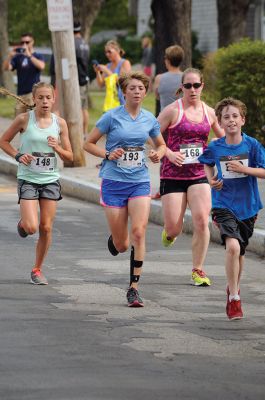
<box><xmin>0</xmin><ymin>116</ymin><xmax>265</xmax><ymax>256</ymax></box>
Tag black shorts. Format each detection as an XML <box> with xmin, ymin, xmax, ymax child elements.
<box><xmin>17</xmin><ymin>179</ymin><xmax>62</xmax><ymax>204</ymax></box>
<box><xmin>212</xmin><ymin>208</ymin><xmax>257</xmax><ymax>255</ymax></box>
<box><xmin>160</xmin><ymin>178</ymin><xmax>208</xmax><ymax>196</ymax></box>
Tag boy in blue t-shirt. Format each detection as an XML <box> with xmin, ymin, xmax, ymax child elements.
<box><xmin>199</xmin><ymin>97</ymin><xmax>265</xmax><ymax>321</ymax></box>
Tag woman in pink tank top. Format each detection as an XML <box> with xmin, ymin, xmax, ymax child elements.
<box><xmin>158</xmin><ymin>68</ymin><xmax>224</xmax><ymax>286</ymax></box>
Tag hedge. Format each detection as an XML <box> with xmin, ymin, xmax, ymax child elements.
<box><xmin>202</xmin><ymin>39</ymin><xmax>265</xmax><ymax>144</ymax></box>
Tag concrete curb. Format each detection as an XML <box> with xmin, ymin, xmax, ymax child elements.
<box><xmin>1</xmin><ymin>154</ymin><xmax>264</xmax><ymax>257</ymax></box>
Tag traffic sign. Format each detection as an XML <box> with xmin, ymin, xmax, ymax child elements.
<box><xmin>47</xmin><ymin>0</ymin><xmax>73</xmax><ymax>32</ymax></box>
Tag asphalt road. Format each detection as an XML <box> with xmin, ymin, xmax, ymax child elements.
<box><xmin>0</xmin><ymin>173</ymin><xmax>265</xmax><ymax>400</ymax></box>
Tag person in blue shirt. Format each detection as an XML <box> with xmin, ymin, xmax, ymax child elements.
<box><xmin>199</xmin><ymin>97</ymin><xmax>265</xmax><ymax>320</ymax></box>
<box><xmin>84</xmin><ymin>71</ymin><xmax>166</xmax><ymax>307</ymax></box>
<box><xmin>3</xmin><ymin>32</ymin><xmax>45</xmax><ymax>115</ymax></box>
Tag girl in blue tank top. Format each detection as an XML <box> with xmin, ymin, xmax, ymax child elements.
<box><xmin>0</xmin><ymin>82</ymin><xmax>73</xmax><ymax>285</ymax></box>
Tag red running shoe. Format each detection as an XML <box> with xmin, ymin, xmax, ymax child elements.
<box><xmin>226</xmin><ymin>299</ymin><xmax>243</xmax><ymax>320</ymax></box>
<box><xmin>226</xmin><ymin>286</ymin><xmax>241</xmax><ymax>315</ymax></box>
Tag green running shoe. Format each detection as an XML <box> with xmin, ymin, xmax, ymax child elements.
<box><xmin>191</xmin><ymin>268</ymin><xmax>211</xmax><ymax>286</ymax></box>
<box><xmin>161</xmin><ymin>229</ymin><xmax>176</xmax><ymax>248</ymax></box>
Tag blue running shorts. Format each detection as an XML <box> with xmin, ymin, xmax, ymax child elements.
<box><xmin>100</xmin><ymin>179</ymin><xmax>151</xmax><ymax>208</ymax></box>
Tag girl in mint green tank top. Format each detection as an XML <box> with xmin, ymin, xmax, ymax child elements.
<box><xmin>17</xmin><ymin>109</ymin><xmax>61</xmax><ymax>184</ymax></box>
<box><xmin>0</xmin><ymin>82</ymin><xmax>73</xmax><ymax>285</ymax></box>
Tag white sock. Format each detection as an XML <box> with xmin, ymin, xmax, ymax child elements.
<box><xmin>229</xmin><ymin>294</ymin><xmax>240</xmax><ymax>302</ymax></box>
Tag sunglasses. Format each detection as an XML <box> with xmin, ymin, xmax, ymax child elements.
<box><xmin>183</xmin><ymin>82</ymin><xmax>202</xmax><ymax>89</ymax></box>
<box><xmin>21</xmin><ymin>40</ymin><xmax>31</xmax><ymax>44</ymax></box>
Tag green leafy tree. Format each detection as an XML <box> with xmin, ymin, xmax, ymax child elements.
<box><xmin>8</xmin><ymin>0</ymin><xmax>50</xmax><ymax>45</ymax></box>
<box><xmin>92</xmin><ymin>0</ymin><xmax>136</xmax><ymax>35</ymax></box>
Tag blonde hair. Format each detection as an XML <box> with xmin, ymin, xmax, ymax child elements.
<box><xmin>105</xmin><ymin>40</ymin><xmax>125</xmax><ymax>57</ymax></box>
<box><xmin>32</xmin><ymin>82</ymin><xmax>55</xmax><ymax>97</ymax></box>
<box><xmin>0</xmin><ymin>82</ymin><xmax>54</xmax><ymax>110</ymax></box>
<box><xmin>118</xmin><ymin>71</ymin><xmax>150</xmax><ymax>93</ymax></box>
<box><xmin>142</xmin><ymin>36</ymin><xmax>152</xmax><ymax>48</ymax></box>
<box><xmin>215</xmin><ymin>97</ymin><xmax>247</xmax><ymax>123</ymax></box>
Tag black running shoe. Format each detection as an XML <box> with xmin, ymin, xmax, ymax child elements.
<box><xmin>108</xmin><ymin>235</ymin><xmax>119</xmax><ymax>256</ymax></box>
<box><xmin>126</xmin><ymin>287</ymin><xmax>144</xmax><ymax>307</ymax></box>
<box><xmin>17</xmin><ymin>220</ymin><xmax>28</xmax><ymax>238</ymax></box>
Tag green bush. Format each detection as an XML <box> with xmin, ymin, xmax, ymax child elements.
<box><xmin>203</xmin><ymin>39</ymin><xmax>265</xmax><ymax>144</ymax></box>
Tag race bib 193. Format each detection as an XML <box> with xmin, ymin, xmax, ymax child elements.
<box><xmin>30</xmin><ymin>152</ymin><xmax>56</xmax><ymax>172</ymax></box>
<box><xmin>219</xmin><ymin>153</ymin><xmax>248</xmax><ymax>179</ymax></box>
<box><xmin>180</xmin><ymin>143</ymin><xmax>203</xmax><ymax>164</ymax></box>
<box><xmin>117</xmin><ymin>147</ymin><xmax>144</xmax><ymax>169</ymax></box>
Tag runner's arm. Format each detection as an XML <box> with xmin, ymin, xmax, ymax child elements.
<box><xmin>153</xmin><ymin>74</ymin><xmax>161</xmax><ymax>100</ymax></box>
<box><xmin>0</xmin><ymin>114</ymin><xmax>28</xmax><ymax>158</ymax></box>
<box><xmin>225</xmin><ymin>161</ymin><xmax>265</xmax><ymax>179</ymax></box>
<box><xmin>204</xmin><ymin>164</ymin><xmax>223</xmax><ymax>191</ymax></box>
<box><xmin>148</xmin><ymin>133</ymin><xmax>166</xmax><ymax>163</ymax></box>
<box><xmin>83</xmin><ymin>127</ymin><xmax>124</xmax><ymax>161</ymax></box>
<box><xmin>49</xmin><ymin>118</ymin><xmax>73</xmax><ymax>162</ymax></box>
<box><xmin>207</xmin><ymin>106</ymin><xmax>225</xmax><ymax>138</ymax></box>
<box><xmin>120</xmin><ymin>59</ymin><xmax>131</xmax><ymax>74</ymax></box>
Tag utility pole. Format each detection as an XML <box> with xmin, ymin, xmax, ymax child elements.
<box><xmin>47</xmin><ymin>0</ymin><xmax>86</xmax><ymax>167</ymax></box>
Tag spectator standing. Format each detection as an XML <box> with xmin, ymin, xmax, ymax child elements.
<box><xmin>141</xmin><ymin>36</ymin><xmax>153</xmax><ymax>86</ymax></box>
<box><xmin>151</xmin><ymin>45</ymin><xmax>184</xmax><ymax>199</ymax></box>
<box><xmin>3</xmin><ymin>32</ymin><xmax>45</xmax><ymax>115</ymax></box>
<box><xmin>73</xmin><ymin>22</ymin><xmax>90</xmax><ymax>138</ymax></box>
<box><xmin>94</xmin><ymin>40</ymin><xmax>131</xmax><ymax>111</ymax></box>
<box><xmin>154</xmin><ymin>45</ymin><xmax>184</xmax><ymax>111</ymax></box>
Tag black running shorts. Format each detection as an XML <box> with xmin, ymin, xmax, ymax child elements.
<box><xmin>160</xmin><ymin>177</ymin><xmax>208</xmax><ymax>196</ymax></box>
<box><xmin>212</xmin><ymin>208</ymin><xmax>257</xmax><ymax>255</ymax></box>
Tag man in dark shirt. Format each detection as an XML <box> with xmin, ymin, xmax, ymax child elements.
<box><xmin>74</xmin><ymin>22</ymin><xmax>90</xmax><ymax>137</ymax></box>
<box><xmin>3</xmin><ymin>32</ymin><xmax>45</xmax><ymax>115</ymax></box>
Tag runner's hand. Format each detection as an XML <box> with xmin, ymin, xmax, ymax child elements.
<box><xmin>148</xmin><ymin>149</ymin><xmax>160</xmax><ymax>163</ymax></box>
<box><xmin>210</xmin><ymin>174</ymin><xmax>223</xmax><ymax>191</ymax></box>
<box><xmin>226</xmin><ymin>160</ymin><xmax>245</xmax><ymax>174</ymax></box>
<box><xmin>19</xmin><ymin>153</ymin><xmax>36</xmax><ymax>166</ymax></box>
<box><xmin>47</xmin><ymin>136</ymin><xmax>59</xmax><ymax>151</ymax></box>
<box><xmin>108</xmin><ymin>148</ymin><xmax>124</xmax><ymax>161</ymax></box>
<box><xmin>167</xmin><ymin>149</ymin><xmax>185</xmax><ymax>166</ymax></box>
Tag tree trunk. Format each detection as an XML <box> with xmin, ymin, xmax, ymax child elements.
<box><xmin>217</xmin><ymin>0</ymin><xmax>251</xmax><ymax>47</ymax></box>
<box><xmin>72</xmin><ymin>0</ymin><xmax>105</xmax><ymax>42</ymax></box>
<box><xmin>0</xmin><ymin>0</ymin><xmax>15</xmax><ymax>91</ymax></box>
<box><xmin>151</xmin><ymin>0</ymin><xmax>192</xmax><ymax>75</ymax></box>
